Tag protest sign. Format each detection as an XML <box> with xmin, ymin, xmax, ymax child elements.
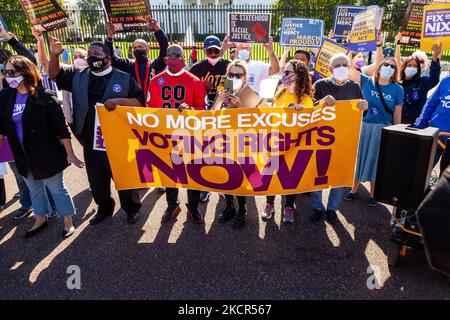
<box><xmin>0</xmin><ymin>13</ymin><xmax>8</xmax><ymax>43</ymax></box>
<box><xmin>421</xmin><ymin>3</ymin><xmax>450</xmax><ymax>51</ymax></box>
<box><xmin>0</xmin><ymin>138</ymin><xmax>14</xmax><ymax>163</ymax></box>
<box><xmin>333</xmin><ymin>5</ymin><xmax>366</xmax><ymax>39</ymax></box>
<box><xmin>18</xmin><ymin>0</ymin><xmax>70</xmax><ymax>31</ymax></box>
<box><xmin>228</xmin><ymin>12</ymin><xmax>271</xmax><ymax>43</ymax></box>
<box><xmin>280</xmin><ymin>18</ymin><xmax>324</xmax><ymax>47</ymax></box>
<box><xmin>97</xmin><ymin>102</ymin><xmax>363</xmax><ymax>195</ymax></box>
<box><xmin>94</xmin><ymin>106</ymin><xmax>106</xmax><ymax>152</ymax></box>
<box><xmin>314</xmin><ymin>38</ymin><xmax>349</xmax><ymax>79</ymax></box>
<box><xmin>348</xmin><ymin>6</ymin><xmax>379</xmax><ymax>52</ymax></box>
<box><xmin>102</xmin><ymin>0</ymin><xmax>152</xmax><ymax>32</ymax></box>
<box><xmin>400</xmin><ymin>0</ymin><xmax>432</xmax><ymax>46</ymax></box>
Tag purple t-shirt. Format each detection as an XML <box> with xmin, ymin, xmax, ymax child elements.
<box><xmin>12</xmin><ymin>93</ymin><xmax>28</xmax><ymax>144</ymax></box>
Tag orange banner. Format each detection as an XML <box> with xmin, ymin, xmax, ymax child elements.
<box><xmin>97</xmin><ymin>101</ymin><xmax>363</xmax><ymax>195</ymax></box>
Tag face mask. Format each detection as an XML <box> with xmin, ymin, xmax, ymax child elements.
<box><xmin>380</xmin><ymin>65</ymin><xmax>395</xmax><ymax>79</ymax></box>
<box><xmin>87</xmin><ymin>55</ymin><xmax>109</xmax><ymax>72</ymax></box>
<box><xmin>133</xmin><ymin>48</ymin><xmax>147</xmax><ymax>61</ymax></box>
<box><xmin>355</xmin><ymin>58</ymin><xmax>365</xmax><ymax>69</ymax></box>
<box><xmin>207</xmin><ymin>57</ymin><xmax>220</xmax><ymax>65</ymax></box>
<box><xmin>404</xmin><ymin>67</ymin><xmax>418</xmax><ymax>78</ymax></box>
<box><xmin>74</xmin><ymin>58</ymin><xmax>87</xmax><ymax>67</ymax></box>
<box><xmin>238</xmin><ymin>49</ymin><xmax>250</xmax><ymax>61</ymax></box>
<box><xmin>166</xmin><ymin>58</ymin><xmax>185</xmax><ymax>74</ymax></box>
<box><xmin>231</xmin><ymin>78</ymin><xmax>243</xmax><ymax>91</ymax></box>
<box><xmin>6</xmin><ymin>75</ymin><xmax>24</xmax><ymax>88</ymax></box>
<box><xmin>282</xmin><ymin>74</ymin><xmax>295</xmax><ymax>86</ymax></box>
<box><xmin>332</xmin><ymin>66</ymin><xmax>349</xmax><ymax>81</ymax></box>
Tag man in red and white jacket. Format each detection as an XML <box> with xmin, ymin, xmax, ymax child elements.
<box><xmin>147</xmin><ymin>44</ymin><xmax>207</xmax><ymax>224</ymax></box>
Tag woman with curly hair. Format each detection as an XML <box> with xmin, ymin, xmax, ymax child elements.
<box><xmin>262</xmin><ymin>59</ymin><xmax>314</xmax><ymax>224</ymax></box>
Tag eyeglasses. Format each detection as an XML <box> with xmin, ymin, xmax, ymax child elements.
<box><xmin>167</xmin><ymin>53</ymin><xmax>183</xmax><ymax>59</ymax></box>
<box><xmin>206</xmin><ymin>48</ymin><xmax>220</xmax><ymax>55</ymax></box>
<box><xmin>283</xmin><ymin>70</ymin><xmax>295</xmax><ymax>76</ymax></box>
<box><xmin>227</xmin><ymin>72</ymin><xmax>244</xmax><ymax>79</ymax></box>
<box><xmin>383</xmin><ymin>62</ymin><xmax>396</xmax><ymax>69</ymax></box>
<box><xmin>1</xmin><ymin>69</ymin><xmax>17</xmax><ymax>77</ymax></box>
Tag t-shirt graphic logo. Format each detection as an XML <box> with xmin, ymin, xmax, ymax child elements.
<box><xmin>13</xmin><ymin>103</ymin><xmax>26</xmax><ymax>116</ymax></box>
<box><xmin>112</xmin><ymin>84</ymin><xmax>122</xmax><ymax>93</ymax></box>
<box><xmin>371</xmin><ymin>107</ymin><xmax>379</xmax><ymax>115</ymax></box>
<box><xmin>158</xmin><ymin>77</ymin><xmax>165</xmax><ymax>85</ymax></box>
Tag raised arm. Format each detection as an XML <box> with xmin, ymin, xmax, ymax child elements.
<box><xmin>264</xmin><ymin>36</ymin><xmax>280</xmax><ymax>76</ymax></box>
<box><xmin>0</xmin><ymin>27</ymin><xmax>36</xmax><ymax>64</ymax></box>
<box><xmin>394</xmin><ymin>32</ymin><xmax>402</xmax><ymax>72</ymax></box>
<box><xmin>363</xmin><ymin>33</ymin><xmax>383</xmax><ymax>76</ymax></box>
<box><xmin>425</xmin><ymin>43</ymin><xmax>442</xmax><ymax>91</ymax></box>
<box><xmin>105</xmin><ymin>21</ymin><xmax>133</xmax><ymax>71</ymax></box>
<box><xmin>279</xmin><ymin>46</ymin><xmax>291</xmax><ymax>72</ymax></box>
<box><xmin>48</xmin><ymin>36</ymin><xmax>64</xmax><ymax>81</ymax></box>
<box><xmin>32</xmin><ymin>27</ymin><xmax>49</xmax><ymax>74</ymax></box>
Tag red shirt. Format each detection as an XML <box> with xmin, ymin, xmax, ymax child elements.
<box><xmin>147</xmin><ymin>70</ymin><xmax>207</xmax><ymax>110</ymax></box>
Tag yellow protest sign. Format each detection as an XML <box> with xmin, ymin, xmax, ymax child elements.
<box><xmin>97</xmin><ymin>102</ymin><xmax>363</xmax><ymax>196</ymax></box>
<box><xmin>314</xmin><ymin>38</ymin><xmax>349</xmax><ymax>78</ymax></box>
<box><xmin>348</xmin><ymin>6</ymin><xmax>378</xmax><ymax>52</ymax></box>
<box><xmin>420</xmin><ymin>3</ymin><xmax>450</xmax><ymax>51</ymax></box>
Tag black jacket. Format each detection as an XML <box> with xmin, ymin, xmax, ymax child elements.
<box><xmin>0</xmin><ymin>86</ymin><xmax>71</xmax><ymax>179</ymax></box>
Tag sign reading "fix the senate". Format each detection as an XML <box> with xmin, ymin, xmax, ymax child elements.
<box><xmin>97</xmin><ymin>103</ymin><xmax>363</xmax><ymax>195</ymax></box>
<box><xmin>228</xmin><ymin>12</ymin><xmax>271</xmax><ymax>43</ymax></box>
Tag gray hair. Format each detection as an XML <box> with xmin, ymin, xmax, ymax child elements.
<box><xmin>329</xmin><ymin>53</ymin><xmax>350</xmax><ymax>68</ymax></box>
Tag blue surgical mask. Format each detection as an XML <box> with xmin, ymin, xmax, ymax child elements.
<box><xmin>380</xmin><ymin>65</ymin><xmax>395</xmax><ymax>79</ymax></box>
<box><xmin>404</xmin><ymin>67</ymin><xmax>418</xmax><ymax>78</ymax></box>
<box><xmin>0</xmin><ymin>64</ymin><xmax>4</xmax><ymax>72</ymax></box>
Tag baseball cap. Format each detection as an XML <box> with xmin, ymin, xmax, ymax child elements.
<box><xmin>204</xmin><ymin>35</ymin><xmax>221</xmax><ymax>50</ymax></box>
<box><xmin>383</xmin><ymin>47</ymin><xmax>394</xmax><ymax>58</ymax></box>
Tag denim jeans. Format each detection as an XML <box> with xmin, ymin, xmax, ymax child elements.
<box><xmin>22</xmin><ymin>171</ymin><xmax>75</xmax><ymax>217</ymax></box>
<box><xmin>311</xmin><ymin>187</ymin><xmax>344</xmax><ymax>211</ymax></box>
<box><xmin>9</xmin><ymin>162</ymin><xmax>56</xmax><ymax>210</ymax></box>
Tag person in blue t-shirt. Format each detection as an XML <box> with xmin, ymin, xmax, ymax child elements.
<box><xmin>346</xmin><ymin>56</ymin><xmax>404</xmax><ymax>207</ymax></box>
<box><xmin>415</xmin><ymin>75</ymin><xmax>450</xmax><ymax>166</ymax></box>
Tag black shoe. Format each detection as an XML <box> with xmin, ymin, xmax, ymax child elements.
<box><xmin>62</xmin><ymin>225</ymin><xmax>76</xmax><ymax>238</ymax></box>
<box><xmin>14</xmin><ymin>207</ymin><xmax>33</xmax><ymax>220</ymax></box>
<box><xmin>326</xmin><ymin>210</ymin><xmax>338</xmax><ymax>223</ymax></box>
<box><xmin>127</xmin><ymin>212</ymin><xmax>140</xmax><ymax>224</ymax></box>
<box><xmin>218</xmin><ymin>205</ymin><xmax>236</xmax><ymax>224</ymax></box>
<box><xmin>310</xmin><ymin>209</ymin><xmax>324</xmax><ymax>222</ymax></box>
<box><xmin>187</xmin><ymin>209</ymin><xmax>204</xmax><ymax>224</ymax></box>
<box><xmin>234</xmin><ymin>208</ymin><xmax>247</xmax><ymax>229</ymax></box>
<box><xmin>161</xmin><ymin>206</ymin><xmax>181</xmax><ymax>222</ymax></box>
<box><xmin>89</xmin><ymin>212</ymin><xmax>112</xmax><ymax>225</ymax></box>
<box><xmin>199</xmin><ymin>191</ymin><xmax>211</xmax><ymax>202</ymax></box>
<box><xmin>25</xmin><ymin>220</ymin><xmax>48</xmax><ymax>238</ymax></box>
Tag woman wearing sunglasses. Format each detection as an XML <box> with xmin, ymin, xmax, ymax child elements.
<box><xmin>346</xmin><ymin>57</ymin><xmax>403</xmax><ymax>206</ymax></box>
<box><xmin>262</xmin><ymin>59</ymin><xmax>313</xmax><ymax>223</ymax></box>
<box><xmin>212</xmin><ymin>60</ymin><xmax>250</xmax><ymax>229</ymax></box>
<box><xmin>0</xmin><ymin>55</ymin><xmax>84</xmax><ymax>238</ymax></box>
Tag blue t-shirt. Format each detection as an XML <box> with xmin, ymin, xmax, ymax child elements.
<box><xmin>360</xmin><ymin>73</ymin><xmax>404</xmax><ymax>124</ymax></box>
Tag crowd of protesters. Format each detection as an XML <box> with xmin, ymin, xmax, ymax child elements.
<box><xmin>0</xmin><ymin>16</ymin><xmax>448</xmax><ymax>239</ymax></box>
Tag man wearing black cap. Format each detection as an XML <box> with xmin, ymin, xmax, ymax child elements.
<box><xmin>189</xmin><ymin>35</ymin><xmax>230</xmax><ymax>108</ymax></box>
<box><xmin>49</xmin><ymin>36</ymin><xmax>145</xmax><ymax>226</ymax></box>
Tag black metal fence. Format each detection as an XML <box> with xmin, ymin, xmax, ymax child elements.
<box><xmin>1</xmin><ymin>4</ymin><xmax>447</xmax><ymax>61</ymax></box>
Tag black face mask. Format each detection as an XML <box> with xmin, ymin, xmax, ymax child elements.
<box><xmin>133</xmin><ymin>48</ymin><xmax>147</xmax><ymax>61</ymax></box>
<box><xmin>87</xmin><ymin>55</ymin><xmax>109</xmax><ymax>72</ymax></box>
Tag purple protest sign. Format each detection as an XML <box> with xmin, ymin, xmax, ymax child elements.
<box><xmin>0</xmin><ymin>138</ymin><xmax>14</xmax><ymax>163</ymax></box>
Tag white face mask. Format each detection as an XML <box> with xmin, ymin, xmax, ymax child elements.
<box><xmin>332</xmin><ymin>66</ymin><xmax>349</xmax><ymax>81</ymax></box>
<box><xmin>229</xmin><ymin>78</ymin><xmax>243</xmax><ymax>91</ymax></box>
<box><xmin>404</xmin><ymin>67</ymin><xmax>418</xmax><ymax>78</ymax></box>
<box><xmin>237</xmin><ymin>49</ymin><xmax>250</xmax><ymax>61</ymax></box>
<box><xmin>74</xmin><ymin>58</ymin><xmax>88</xmax><ymax>67</ymax></box>
<box><xmin>6</xmin><ymin>75</ymin><xmax>24</xmax><ymax>88</ymax></box>
<box><xmin>380</xmin><ymin>65</ymin><xmax>395</xmax><ymax>79</ymax></box>
<box><xmin>207</xmin><ymin>57</ymin><xmax>220</xmax><ymax>66</ymax></box>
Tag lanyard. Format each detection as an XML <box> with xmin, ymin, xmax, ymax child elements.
<box><xmin>135</xmin><ymin>60</ymin><xmax>151</xmax><ymax>102</ymax></box>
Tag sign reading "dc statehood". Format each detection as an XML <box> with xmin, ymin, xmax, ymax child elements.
<box><xmin>421</xmin><ymin>3</ymin><xmax>450</xmax><ymax>51</ymax></box>
<box><xmin>280</xmin><ymin>18</ymin><xmax>324</xmax><ymax>47</ymax></box>
<box><xmin>228</xmin><ymin>12</ymin><xmax>271</xmax><ymax>43</ymax></box>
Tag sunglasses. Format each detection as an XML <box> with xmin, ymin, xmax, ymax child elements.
<box><xmin>383</xmin><ymin>62</ymin><xmax>396</xmax><ymax>69</ymax></box>
<box><xmin>167</xmin><ymin>53</ymin><xmax>183</xmax><ymax>59</ymax></box>
<box><xmin>283</xmin><ymin>70</ymin><xmax>295</xmax><ymax>76</ymax></box>
<box><xmin>1</xmin><ymin>69</ymin><xmax>17</xmax><ymax>77</ymax></box>
<box><xmin>227</xmin><ymin>73</ymin><xmax>244</xmax><ymax>79</ymax></box>
<box><xmin>206</xmin><ymin>48</ymin><xmax>220</xmax><ymax>54</ymax></box>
